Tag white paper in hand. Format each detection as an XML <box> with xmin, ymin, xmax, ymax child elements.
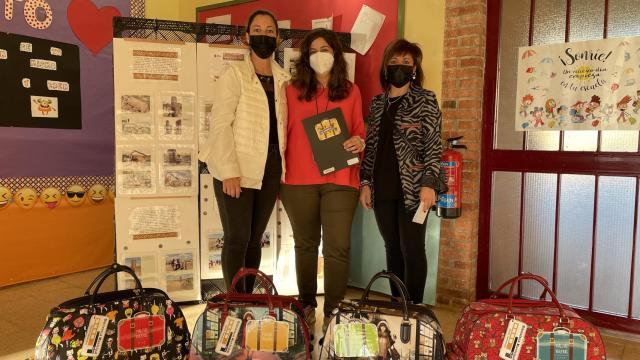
<box><xmin>412</xmin><ymin>202</ymin><xmax>428</xmax><ymax>224</ymax></box>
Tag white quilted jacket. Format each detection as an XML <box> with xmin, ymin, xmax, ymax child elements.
<box><xmin>199</xmin><ymin>55</ymin><xmax>290</xmax><ymax>189</ymax></box>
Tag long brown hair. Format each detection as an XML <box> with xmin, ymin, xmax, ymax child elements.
<box><xmin>292</xmin><ymin>28</ymin><xmax>352</xmax><ymax>102</ymax></box>
<box><xmin>379</xmin><ymin>39</ymin><xmax>424</xmax><ymax>90</ymax></box>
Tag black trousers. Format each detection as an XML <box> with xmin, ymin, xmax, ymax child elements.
<box><xmin>373</xmin><ymin>199</ymin><xmax>428</xmax><ymax>303</ymax></box>
<box><xmin>213</xmin><ymin>145</ymin><xmax>282</xmax><ymax>292</ymax></box>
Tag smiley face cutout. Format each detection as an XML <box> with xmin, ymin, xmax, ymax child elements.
<box><xmin>40</xmin><ymin>187</ymin><xmax>62</xmax><ymax>209</ymax></box>
<box><xmin>88</xmin><ymin>184</ymin><xmax>106</xmax><ymax>204</ymax></box>
<box><xmin>66</xmin><ymin>184</ymin><xmax>86</xmax><ymax>207</ymax></box>
<box><xmin>14</xmin><ymin>187</ymin><xmax>38</xmax><ymax>209</ymax></box>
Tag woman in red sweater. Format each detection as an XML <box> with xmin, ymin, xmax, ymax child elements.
<box><xmin>281</xmin><ymin>28</ymin><xmax>365</xmax><ymax>336</ymax></box>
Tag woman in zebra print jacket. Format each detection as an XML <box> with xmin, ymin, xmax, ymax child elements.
<box><xmin>359</xmin><ymin>39</ymin><xmax>443</xmax><ymax>303</ymax></box>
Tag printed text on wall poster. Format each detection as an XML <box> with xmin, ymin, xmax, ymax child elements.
<box><xmin>516</xmin><ymin>36</ymin><xmax>640</xmax><ymax>131</ymax></box>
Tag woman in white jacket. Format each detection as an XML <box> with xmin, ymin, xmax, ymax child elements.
<box><xmin>199</xmin><ymin>9</ymin><xmax>289</xmax><ymax>292</ymax></box>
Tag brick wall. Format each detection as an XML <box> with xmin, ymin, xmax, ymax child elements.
<box><xmin>436</xmin><ymin>0</ymin><xmax>487</xmax><ymax>307</ymax></box>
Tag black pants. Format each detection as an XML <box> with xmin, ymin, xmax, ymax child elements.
<box><xmin>213</xmin><ymin>145</ymin><xmax>282</xmax><ymax>292</ymax></box>
<box><xmin>373</xmin><ymin>199</ymin><xmax>428</xmax><ymax>303</ymax></box>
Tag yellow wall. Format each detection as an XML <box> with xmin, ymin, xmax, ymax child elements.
<box><xmin>405</xmin><ymin>0</ymin><xmax>445</xmax><ymax>99</ymax></box>
<box><xmin>145</xmin><ymin>0</ymin><xmax>445</xmax><ymax>98</ymax></box>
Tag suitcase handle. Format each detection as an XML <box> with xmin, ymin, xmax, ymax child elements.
<box><xmin>226</xmin><ymin>268</ymin><xmax>277</xmax><ymax>314</ymax></box>
<box><xmin>491</xmin><ymin>272</ymin><xmax>550</xmax><ymax>300</ymax></box>
<box><xmin>86</xmin><ymin>263</ymin><xmax>143</xmax><ymax>305</ymax></box>
<box><xmin>504</xmin><ymin>274</ymin><xmax>567</xmax><ymax>320</ymax></box>
<box><xmin>361</xmin><ymin>271</ymin><xmax>411</xmax><ymax>321</ymax></box>
<box><xmin>229</xmin><ymin>268</ymin><xmax>278</xmax><ymax>295</ymax></box>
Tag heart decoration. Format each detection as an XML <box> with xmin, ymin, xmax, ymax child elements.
<box><xmin>67</xmin><ymin>0</ymin><xmax>121</xmax><ymax>56</ymax></box>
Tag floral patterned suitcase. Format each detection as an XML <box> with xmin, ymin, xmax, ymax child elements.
<box><xmin>189</xmin><ymin>268</ymin><xmax>311</xmax><ymax>359</ymax></box>
<box><xmin>35</xmin><ymin>263</ymin><xmax>191</xmax><ymax>360</ymax></box>
<box><xmin>447</xmin><ymin>274</ymin><xmax>606</xmax><ymax>360</ymax></box>
<box><xmin>320</xmin><ymin>271</ymin><xmax>446</xmax><ymax>359</ymax></box>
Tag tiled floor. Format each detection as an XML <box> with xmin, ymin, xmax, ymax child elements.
<box><xmin>1</xmin><ymin>267</ymin><xmax>640</xmax><ymax>359</ymax></box>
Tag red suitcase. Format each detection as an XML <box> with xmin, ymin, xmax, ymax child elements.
<box><xmin>447</xmin><ymin>274</ymin><xmax>606</xmax><ymax>359</ymax></box>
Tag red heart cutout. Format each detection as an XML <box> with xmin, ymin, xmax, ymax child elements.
<box><xmin>67</xmin><ymin>0</ymin><xmax>121</xmax><ymax>55</ymax></box>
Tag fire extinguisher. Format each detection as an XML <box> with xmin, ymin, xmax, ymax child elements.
<box><xmin>437</xmin><ymin>136</ymin><xmax>467</xmax><ymax>219</ymax></box>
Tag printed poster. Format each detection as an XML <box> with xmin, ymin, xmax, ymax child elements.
<box><xmin>517</xmin><ymin>36</ymin><xmax>640</xmax><ymax>131</ymax></box>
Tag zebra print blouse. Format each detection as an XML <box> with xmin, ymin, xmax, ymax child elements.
<box><xmin>360</xmin><ymin>85</ymin><xmax>443</xmax><ymax>212</ymax></box>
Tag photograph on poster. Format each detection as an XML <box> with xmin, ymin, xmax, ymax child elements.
<box><xmin>160</xmin><ymin>94</ymin><xmax>194</xmax><ymax>117</ymax></box>
<box><xmin>165</xmin><ymin>253</ymin><xmax>194</xmax><ymax>272</ymax></box>
<box><xmin>125</xmin><ymin>255</ymin><xmax>157</xmax><ymax>277</ymax></box>
<box><xmin>160</xmin><ymin>117</ymin><xmax>193</xmax><ymax>139</ymax></box>
<box><xmin>121</xmin><ymin>170</ymin><xmax>153</xmax><ymax>190</ymax></box>
<box><xmin>121</xmin><ymin>95</ymin><xmax>151</xmax><ymax>113</ymax></box>
<box><xmin>129</xmin><ymin>205</ymin><xmax>179</xmax><ymax>240</ymax></box>
<box><xmin>261</xmin><ymin>231</ymin><xmax>271</xmax><ymax>248</ymax></box>
<box><xmin>120</xmin><ymin>116</ymin><xmax>152</xmax><ymax>136</ymax></box>
<box><xmin>166</xmin><ymin>274</ymin><xmax>194</xmax><ymax>292</ymax></box>
<box><xmin>120</xmin><ymin>147</ymin><xmax>152</xmax><ymax>167</ymax></box>
<box><xmin>208</xmin><ymin>231</ymin><xmax>224</xmax><ymax>251</ymax></box>
<box><xmin>162</xmin><ymin>96</ymin><xmax>184</xmax><ymax>117</ymax></box>
<box><xmin>164</xmin><ymin>170</ymin><xmax>192</xmax><ymax>188</ymax></box>
<box><xmin>208</xmin><ymin>253</ymin><xmax>222</xmax><ymax>271</ymax></box>
<box><xmin>163</xmin><ymin>148</ymin><xmax>193</xmax><ymax>167</ymax></box>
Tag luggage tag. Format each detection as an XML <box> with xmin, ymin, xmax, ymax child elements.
<box><xmin>215</xmin><ymin>315</ymin><xmax>242</xmax><ymax>356</ymax></box>
<box><xmin>80</xmin><ymin>315</ymin><xmax>110</xmax><ymax>357</ymax></box>
<box><xmin>245</xmin><ymin>315</ymin><xmax>290</xmax><ymax>352</ymax></box>
<box><xmin>499</xmin><ymin>318</ymin><xmax>528</xmax><ymax>360</ymax></box>
<box><xmin>333</xmin><ymin>319</ymin><xmax>379</xmax><ymax>357</ymax></box>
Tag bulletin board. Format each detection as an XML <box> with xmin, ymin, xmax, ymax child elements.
<box><xmin>196</xmin><ymin>0</ymin><xmax>405</xmax><ymax>113</ymax></box>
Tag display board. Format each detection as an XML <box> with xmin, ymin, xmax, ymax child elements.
<box><xmin>113</xmin><ymin>38</ymin><xmax>201</xmax><ymax>301</ymax></box>
<box><xmin>0</xmin><ymin>33</ymin><xmax>81</xmax><ymax>129</ymax></box>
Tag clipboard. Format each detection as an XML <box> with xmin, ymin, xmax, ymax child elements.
<box><xmin>302</xmin><ymin>108</ymin><xmax>359</xmax><ymax>175</ymax></box>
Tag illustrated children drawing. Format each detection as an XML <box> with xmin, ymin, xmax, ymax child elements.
<box><xmin>531</xmin><ymin>106</ymin><xmax>544</xmax><ymax>127</ymax></box>
<box><xmin>519</xmin><ymin>94</ymin><xmax>534</xmax><ymax>118</ymax></box>
<box><xmin>617</xmin><ymin>95</ymin><xmax>633</xmax><ymax>123</ymax></box>
<box><xmin>570</xmin><ymin>101</ymin><xmax>586</xmax><ymax>123</ymax></box>
<box><xmin>544</xmin><ymin>98</ymin><xmax>556</xmax><ymax>119</ymax></box>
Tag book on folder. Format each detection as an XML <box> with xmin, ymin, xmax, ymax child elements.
<box><xmin>302</xmin><ymin>108</ymin><xmax>360</xmax><ymax>176</ymax></box>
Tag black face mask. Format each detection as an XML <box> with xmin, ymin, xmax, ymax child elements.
<box><xmin>386</xmin><ymin>65</ymin><xmax>414</xmax><ymax>88</ymax></box>
<box><xmin>249</xmin><ymin>35</ymin><xmax>277</xmax><ymax>59</ymax></box>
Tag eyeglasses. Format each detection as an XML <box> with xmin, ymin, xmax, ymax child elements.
<box><xmin>67</xmin><ymin>191</ymin><xmax>85</xmax><ymax>198</ymax></box>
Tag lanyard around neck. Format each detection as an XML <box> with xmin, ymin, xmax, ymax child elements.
<box><xmin>315</xmin><ymin>88</ymin><xmax>330</xmax><ymax>115</ymax></box>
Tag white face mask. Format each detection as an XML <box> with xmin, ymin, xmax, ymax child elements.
<box><xmin>309</xmin><ymin>52</ymin><xmax>334</xmax><ymax>75</ymax></box>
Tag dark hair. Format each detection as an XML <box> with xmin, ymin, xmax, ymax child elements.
<box><xmin>379</xmin><ymin>39</ymin><xmax>424</xmax><ymax>89</ymax></box>
<box><xmin>292</xmin><ymin>28</ymin><xmax>352</xmax><ymax>102</ymax></box>
<box><xmin>245</xmin><ymin>9</ymin><xmax>278</xmax><ymax>34</ymax></box>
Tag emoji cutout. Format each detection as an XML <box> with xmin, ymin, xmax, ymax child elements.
<box><xmin>0</xmin><ymin>187</ymin><xmax>12</xmax><ymax>209</ymax></box>
<box><xmin>108</xmin><ymin>185</ymin><xmax>116</xmax><ymax>201</ymax></box>
<box><xmin>40</xmin><ymin>187</ymin><xmax>62</xmax><ymax>209</ymax></box>
<box><xmin>65</xmin><ymin>184</ymin><xmax>86</xmax><ymax>207</ymax></box>
<box><xmin>14</xmin><ymin>187</ymin><xmax>38</xmax><ymax>209</ymax></box>
<box><xmin>88</xmin><ymin>184</ymin><xmax>106</xmax><ymax>204</ymax></box>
